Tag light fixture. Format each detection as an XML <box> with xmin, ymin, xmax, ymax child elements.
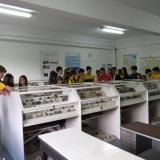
<box><xmin>98</xmin><ymin>25</ymin><xmax>127</xmax><ymax>35</ymax></box>
<box><xmin>0</xmin><ymin>3</ymin><xmax>34</xmax><ymax>18</ymax></box>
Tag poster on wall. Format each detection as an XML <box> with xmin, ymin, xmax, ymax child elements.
<box><xmin>123</xmin><ymin>54</ymin><xmax>137</xmax><ymax>73</ymax></box>
<box><xmin>140</xmin><ymin>57</ymin><xmax>160</xmax><ymax>74</ymax></box>
<box><xmin>40</xmin><ymin>50</ymin><xmax>59</xmax><ymax>80</ymax></box>
<box><xmin>65</xmin><ymin>53</ymin><xmax>80</xmax><ymax>71</ymax></box>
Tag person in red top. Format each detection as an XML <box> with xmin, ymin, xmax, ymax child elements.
<box><xmin>98</xmin><ymin>67</ymin><xmax>112</xmax><ymax>81</ymax></box>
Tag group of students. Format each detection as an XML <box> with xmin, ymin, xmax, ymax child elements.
<box><xmin>0</xmin><ymin>65</ymin><xmax>28</xmax><ymax>95</ymax></box>
<box><xmin>1</xmin><ymin>64</ymin><xmax>160</xmax><ymax>95</ymax></box>
<box><xmin>48</xmin><ymin>66</ymin><xmax>95</xmax><ymax>85</ymax></box>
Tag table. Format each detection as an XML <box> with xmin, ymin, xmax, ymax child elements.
<box><xmin>121</xmin><ymin>122</ymin><xmax>160</xmax><ymax>154</ymax></box>
<box><xmin>39</xmin><ymin>128</ymin><xmax>144</xmax><ymax>160</ymax></box>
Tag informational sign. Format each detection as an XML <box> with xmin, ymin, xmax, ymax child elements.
<box><xmin>123</xmin><ymin>54</ymin><xmax>137</xmax><ymax>72</ymax></box>
<box><xmin>140</xmin><ymin>57</ymin><xmax>160</xmax><ymax>74</ymax></box>
<box><xmin>40</xmin><ymin>50</ymin><xmax>59</xmax><ymax>80</ymax></box>
<box><xmin>65</xmin><ymin>53</ymin><xmax>80</xmax><ymax>70</ymax></box>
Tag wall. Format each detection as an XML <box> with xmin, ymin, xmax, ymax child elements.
<box><xmin>116</xmin><ymin>34</ymin><xmax>160</xmax><ymax>73</ymax></box>
<box><xmin>1</xmin><ymin>41</ymin><xmax>115</xmax><ymax>81</ymax></box>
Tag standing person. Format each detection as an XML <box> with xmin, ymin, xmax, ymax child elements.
<box><xmin>115</xmin><ymin>69</ymin><xmax>123</xmax><ymax>80</ymax></box>
<box><xmin>68</xmin><ymin>70</ymin><xmax>77</xmax><ymax>84</ymax></box>
<box><xmin>63</xmin><ymin>68</ymin><xmax>70</xmax><ymax>84</ymax></box>
<box><xmin>0</xmin><ymin>65</ymin><xmax>13</xmax><ymax>94</ymax></box>
<box><xmin>130</xmin><ymin>65</ymin><xmax>141</xmax><ymax>79</ymax></box>
<box><xmin>76</xmin><ymin>68</ymin><xmax>85</xmax><ymax>83</ymax></box>
<box><xmin>122</xmin><ymin>67</ymin><xmax>130</xmax><ymax>80</ymax></box>
<box><xmin>56</xmin><ymin>66</ymin><xmax>63</xmax><ymax>84</ymax></box>
<box><xmin>83</xmin><ymin>66</ymin><xmax>95</xmax><ymax>82</ymax></box>
<box><xmin>19</xmin><ymin>75</ymin><xmax>28</xmax><ymax>87</ymax></box>
<box><xmin>111</xmin><ymin>67</ymin><xmax>117</xmax><ymax>80</ymax></box>
<box><xmin>99</xmin><ymin>67</ymin><xmax>112</xmax><ymax>81</ymax></box>
<box><xmin>150</xmin><ymin>67</ymin><xmax>160</xmax><ymax>80</ymax></box>
<box><xmin>3</xmin><ymin>73</ymin><xmax>14</xmax><ymax>87</ymax></box>
<box><xmin>48</xmin><ymin>71</ymin><xmax>57</xmax><ymax>85</ymax></box>
<box><xmin>145</xmin><ymin>69</ymin><xmax>152</xmax><ymax>79</ymax></box>
<box><xmin>95</xmin><ymin>70</ymin><xmax>101</xmax><ymax>82</ymax></box>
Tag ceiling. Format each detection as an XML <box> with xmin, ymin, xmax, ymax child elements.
<box><xmin>113</xmin><ymin>0</ymin><xmax>160</xmax><ymax>17</ymax></box>
<box><xmin>0</xmin><ymin>0</ymin><xmax>158</xmax><ymax>40</ymax></box>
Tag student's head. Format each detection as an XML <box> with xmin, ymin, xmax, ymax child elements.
<box><xmin>122</xmin><ymin>67</ymin><xmax>128</xmax><ymax>75</ymax></box>
<box><xmin>56</xmin><ymin>66</ymin><xmax>63</xmax><ymax>75</ymax></box>
<box><xmin>49</xmin><ymin>71</ymin><xmax>57</xmax><ymax>84</ymax></box>
<box><xmin>152</xmin><ymin>67</ymin><xmax>159</xmax><ymax>74</ymax></box>
<box><xmin>112</xmin><ymin>67</ymin><xmax>117</xmax><ymax>73</ymax></box>
<box><xmin>3</xmin><ymin>73</ymin><xmax>14</xmax><ymax>87</ymax></box>
<box><xmin>70</xmin><ymin>70</ymin><xmax>77</xmax><ymax>78</ymax></box>
<box><xmin>100</xmin><ymin>67</ymin><xmax>106</xmax><ymax>74</ymax></box>
<box><xmin>0</xmin><ymin>65</ymin><xmax>7</xmax><ymax>80</ymax></box>
<box><xmin>131</xmin><ymin>65</ymin><xmax>137</xmax><ymax>73</ymax></box>
<box><xmin>79</xmin><ymin>68</ymin><xmax>85</xmax><ymax>76</ymax></box>
<box><xmin>19</xmin><ymin>75</ymin><xmax>28</xmax><ymax>87</ymax></box>
<box><xmin>86</xmin><ymin>66</ymin><xmax>92</xmax><ymax>74</ymax></box>
<box><xmin>96</xmin><ymin>70</ymin><xmax>100</xmax><ymax>76</ymax></box>
<box><xmin>145</xmin><ymin>69</ymin><xmax>152</xmax><ymax>75</ymax></box>
<box><xmin>118</xmin><ymin>69</ymin><xmax>122</xmax><ymax>74</ymax></box>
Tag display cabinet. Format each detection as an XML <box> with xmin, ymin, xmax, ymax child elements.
<box><xmin>99</xmin><ymin>81</ymin><xmax>149</xmax><ymax>125</ymax></box>
<box><xmin>67</xmin><ymin>84</ymin><xmax>121</xmax><ymax>139</ymax></box>
<box><xmin>0</xmin><ymin>86</ymin><xmax>81</xmax><ymax>160</ymax></box>
<box><xmin>141</xmin><ymin>80</ymin><xmax>160</xmax><ymax>125</ymax></box>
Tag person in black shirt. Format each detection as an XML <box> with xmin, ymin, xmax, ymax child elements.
<box><xmin>130</xmin><ymin>65</ymin><xmax>141</xmax><ymax>79</ymax></box>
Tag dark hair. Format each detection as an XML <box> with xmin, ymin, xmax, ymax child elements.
<box><xmin>19</xmin><ymin>75</ymin><xmax>28</xmax><ymax>87</ymax></box>
<box><xmin>3</xmin><ymin>73</ymin><xmax>14</xmax><ymax>87</ymax></box>
<box><xmin>122</xmin><ymin>67</ymin><xmax>128</xmax><ymax>75</ymax></box>
<box><xmin>131</xmin><ymin>65</ymin><xmax>137</xmax><ymax>71</ymax></box>
<box><xmin>118</xmin><ymin>69</ymin><xmax>122</xmax><ymax>74</ymax></box>
<box><xmin>112</xmin><ymin>67</ymin><xmax>117</xmax><ymax>71</ymax></box>
<box><xmin>0</xmin><ymin>65</ymin><xmax>7</xmax><ymax>73</ymax></box>
<box><xmin>79</xmin><ymin>68</ymin><xmax>85</xmax><ymax>73</ymax></box>
<box><xmin>100</xmin><ymin>67</ymin><xmax>105</xmax><ymax>72</ymax></box>
<box><xmin>48</xmin><ymin>71</ymin><xmax>57</xmax><ymax>84</ymax></box>
<box><xmin>86</xmin><ymin>66</ymin><xmax>92</xmax><ymax>70</ymax></box>
<box><xmin>152</xmin><ymin>67</ymin><xmax>159</xmax><ymax>72</ymax></box>
<box><xmin>56</xmin><ymin>66</ymin><xmax>63</xmax><ymax>72</ymax></box>
<box><xmin>145</xmin><ymin>69</ymin><xmax>151</xmax><ymax>74</ymax></box>
<box><xmin>70</xmin><ymin>70</ymin><xmax>76</xmax><ymax>76</ymax></box>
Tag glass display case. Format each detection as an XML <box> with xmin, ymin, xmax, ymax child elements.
<box><xmin>0</xmin><ymin>86</ymin><xmax>81</xmax><ymax>160</ymax></box>
<box><xmin>72</xmin><ymin>84</ymin><xmax>120</xmax><ymax>139</ymax></box>
<box><xmin>142</xmin><ymin>80</ymin><xmax>160</xmax><ymax>101</ymax></box>
<box><xmin>141</xmin><ymin>80</ymin><xmax>160</xmax><ymax>126</ymax></box>
<box><xmin>112</xmin><ymin>81</ymin><xmax>147</xmax><ymax>107</ymax></box>
<box><xmin>76</xmin><ymin>85</ymin><xmax>118</xmax><ymax>115</ymax></box>
<box><xmin>99</xmin><ymin>81</ymin><xmax>149</xmax><ymax>125</ymax></box>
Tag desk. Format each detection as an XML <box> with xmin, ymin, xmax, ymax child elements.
<box><xmin>39</xmin><ymin>128</ymin><xmax>144</xmax><ymax>160</ymax></box>
<box><xmin>121</xmin><ymin>122</ymin><xmax>160</xmax><ymax>154</ymax></box>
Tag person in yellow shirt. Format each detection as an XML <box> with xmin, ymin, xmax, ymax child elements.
<box><xmin>0</xmin><ymin>65</ymin><xmax>13</xmax><ymax>94</ymax></box>
<box><xmin>68</xmin><ymin>70</ymin><xmax>77</xmax><ymax>84</ymax></box>
<box><xmin>150</xmin><ymin>67</ymin><xmax>160</xmax><ymax>80</ymax></box>
<box><xmin>83</xmin><ymin>66</ymin><xmax>95</xmax><ymax>82</ymax></box>
<box><xmin>76</xmin><ymin>68</ymin><xmax>85</xmax><ymax>83</ymax></box>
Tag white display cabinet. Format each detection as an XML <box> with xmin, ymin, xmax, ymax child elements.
<box><xmin>142</xmin><ymin>80</ymin><xmax>160</xmax><ymax>125</ymax></box>
<box><xmin>0</xmin><ymin>86</ymin><xmax>81</xmax><ymax>160</ymax></box>
<box><xmin>99</xmin><ymin>81</ymin><xmax>149</xmax><ymax>125</ymax></box>
<box><xmin>67</xmin><ymin>84</ymin><xmax>121</xmax><ymax>139</ymax></box>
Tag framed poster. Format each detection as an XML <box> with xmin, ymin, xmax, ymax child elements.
<box><xmin>40</xmin><ymin>50</ymin><xmax>59</xmax><ymax>80</ymax></box>
<box><xmin>65</xmin><ymin>53</ymin><xmax>80</xmax><ymax>71</ymax></box>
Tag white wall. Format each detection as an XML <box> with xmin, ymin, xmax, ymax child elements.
<box><xmin>116</xmin><ymin>34</ymin><xmax>160</xmax><ymax>73</ymax></box>
<box><xmin>1</xmin><ymin>41</ymin><xmax>115</xmax><ymax>81</ymax></box>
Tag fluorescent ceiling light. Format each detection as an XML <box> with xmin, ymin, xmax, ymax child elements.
<box><xmin>98</xmin><ymin>25</ymin><xmax>127</xmax><ymax>35</ymax></box>
<box><xmin>104</xmin><ymin>26</ymin><xmax>127</xmax><ymax>32</ymax></box>
<box><xmin>0</xmin><ymin>3</ymin><xmax>34</xmax><ymax>18</ymax></box>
